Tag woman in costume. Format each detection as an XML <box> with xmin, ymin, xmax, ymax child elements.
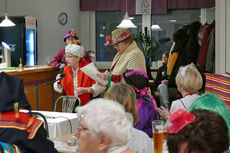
<box><xmin>97</xmin><ymin>28</ymin><xmax>146</xmax><ymax>86</ymax></box>
<box><xmin>123</xmin><ymin>69</ymin><xmax>158</xmax><ymax>138</ymax></box>
<box><xmin>53</xmin><ymin>44</ymin><xmax>105</xmax><ymax>106</ymax></box>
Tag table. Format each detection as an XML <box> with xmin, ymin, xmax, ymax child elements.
<box><xmin>52</xmin><ymin>135</ymin><xmax>77</xmax><ymax>153</ymax></box>
<box><xmin>21</xmin><ymin>110</ymin><xmax>78</xmax><ymax>138</ymax></box>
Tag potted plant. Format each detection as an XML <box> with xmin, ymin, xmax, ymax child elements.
<box><xmin>136</xmin><ymin>27</ymin><xmax>170</xmax><ymax>64</ymax></box>
<box><xmin>136</xmin><ymin>27</ymin><xmax>152</xmax><ymax>58</ymax></box>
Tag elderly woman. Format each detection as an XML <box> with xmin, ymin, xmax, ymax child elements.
<box><xmin>158</xmin><ymin>63</ymin><xmax>203</xmax><ymax>119</ymax></box>
<box><xmin>53</xmin><ymin>44</ymin><xmax>105</xmax><ymax>106</ymax></box>
<box><xmin>97</xmin><ymin>28</ymin><xmax>146</xmax><ymax>85</ymax></box>
<box><xmin>75</xmin><ymin>98</ymin><xmax>134</xmax><ymax>153</ymax></box>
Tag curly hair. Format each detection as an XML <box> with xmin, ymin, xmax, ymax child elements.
<box><xmin>167</xmin><ymin>109</ymin><xmax>229</xmax><ymax>153</ymax></box>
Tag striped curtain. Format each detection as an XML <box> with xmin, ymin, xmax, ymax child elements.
<box><xmin>205</xmin><ymin>73</ymin><xmax>230</xmax><ymax>111</ymax></box>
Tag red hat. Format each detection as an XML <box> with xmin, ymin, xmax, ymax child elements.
<box><xmin>169</xmin><ymin>109</ymin><xmax>195</xmax><ymax>133</ymax></box>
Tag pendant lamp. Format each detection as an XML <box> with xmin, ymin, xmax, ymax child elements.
<box><xmin>0</xmin><ymin>0</ymin><xmax>15</xmax><ymax>27</ymax></box>
<box><xmin>151</xmin><ymin>24</ymin><xmax>162</xmax><ymax>31</ymax></box>
<box><xmin>117</xmin><ymin>0</ymin><xmax>137</xmax><ymax>28</ymax></box>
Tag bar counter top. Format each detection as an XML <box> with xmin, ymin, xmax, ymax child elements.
<box><xmin>1</xmin><ymin>65</ymin><xmax>61</xmax><ymax>111</ymax></box>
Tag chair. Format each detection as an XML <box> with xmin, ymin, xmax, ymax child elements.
<box><xmin>54</xmin><ymin>96</ymin><xmax>81</xmax><ymax>113</ymax></box>
<box><xmin>31</xmin><ymin>112</ymin><xmax>49</xmax><ymax>138</ymax></box>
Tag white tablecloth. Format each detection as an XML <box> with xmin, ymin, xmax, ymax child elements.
<box><xmin>21</xmin><ymin>110</ymin><xmax>78</xmax><ymax>138</ymax></box>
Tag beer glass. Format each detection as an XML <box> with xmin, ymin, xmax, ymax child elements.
<box><xmin>152</xmin><ymin>120</ymin><xmax>164</xmax><ymax>153</ymax></box>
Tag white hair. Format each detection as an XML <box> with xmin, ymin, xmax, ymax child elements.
<box><xmin>65</xmin><ymin>44</ymin><xmax>84</xmax><ymax>57</ymax></box>
<box><xmin>76</xmin><ymin>98</ymin><xmax>133</xmax><ymax>151</ymax></box>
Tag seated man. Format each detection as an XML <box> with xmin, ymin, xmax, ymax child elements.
<box><xmin>0</xmin><ymin>72</ymin><xmax>58</xmax><ymax>153</ymax></box>
<box><xmin>156</xmin><ymin>51</ymin><xmax>179</xmax><ymax>109</ymax></box>
<box><xmin>75</xmin><ymin>98</ymin><xmax>134</xmax><ymax>153</ymax></box>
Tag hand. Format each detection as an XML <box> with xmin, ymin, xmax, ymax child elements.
<box><xmin>77</xmin><ymin>87</ymin><xmax>86</xmax><ymax>95</ymax></box>
<box><xmin>56</xmin><ymin>74</ymin><xmax>61</xmax><ymax>81</ymax></box>
<box><xmin>158</xmin><ymin>106</ymin><xmax>170</xmax><ymax>119</ymax></box>
<box><xmin>55</xmin><ymin>74</ymin><xmax>63</xmax><ymax>88</ymax></box>
<box><xmin>96</xmin><ymin>72</ymin><xmax>108</xmax><ymax>80</ymax></box>
<box><xmin>161</xmin><ymin>80</ymin><xmax>169</xmax><ymax>85</ymax></box>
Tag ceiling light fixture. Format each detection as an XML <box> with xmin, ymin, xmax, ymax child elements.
<box><xmin>117</xmin><ymin>0</ymin><xmax>137</xmax><ymax>28</ymax></box>
<box><xmin>0</xmin><ymin>0</ymin><xmax>15</xmax><ymax>27</ymax></box>
<box><xmin>151</xmin><ymin>24</ymin><xmax>163</xmax><ymax>31</ymax></box>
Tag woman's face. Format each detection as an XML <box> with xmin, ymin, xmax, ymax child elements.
<box><xmin>65</xmin><ymin>53</ymin><xmax>80</xmax><ymax>69</ymax></box>
<box><xmin>65</xmin><ymin>37</ymin><xmax>74</xmax><ymax>45</ymax></box>
<box><xmin>114</xmin><ymin>41</ymin><xmax>129</xmax><ymax>54</ymax></box>
<box><xmin>75</xmin><ymin>120</ymin><xmax>101</xmax><ymax>153</ymax></box>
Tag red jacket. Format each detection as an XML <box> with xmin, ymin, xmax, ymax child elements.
<box><xmin>62</xmin><ymin>60</ymin><xmax>96</xmax><ymax>105</ymax></box>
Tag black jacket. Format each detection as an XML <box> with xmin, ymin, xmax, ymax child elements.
<box><xmin>155</xmin><ymin>63</ymin><xmax>168</xmax><ymax>86</ymax></box>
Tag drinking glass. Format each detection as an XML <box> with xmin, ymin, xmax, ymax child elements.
<box><xmin>152</xmin><ymin>120</ymin><xmax>164</xmax><ymax>153</ymax></box>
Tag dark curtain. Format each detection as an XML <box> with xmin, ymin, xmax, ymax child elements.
<box><xmin>168</xmin><ymin>0</ymin><xmax>215</xmax><ymax>9</ymax></box>
<box><xmin>80</xmin><ymin>0</ymin><xmax>136</xmax><ymax>15</ymax></box>
<box><xmin>80</xmin><ymin>0</ymin><xmax>214</xmax><ymax>14</ymax></box>
<box><xmin>152</xmin><ymin>0</ymin><xmax>167</xmax><ymax>14</ymax></box>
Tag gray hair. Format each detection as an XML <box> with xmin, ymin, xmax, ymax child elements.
<box><xmin>65</xmin><ymin>44</ymin><xmax>84</xmax><ymax>57</ymax></box>
<box><xmin>76</xmin><ymin>98</ymin><xmax>133</xmax><ymax>150</ymax></box>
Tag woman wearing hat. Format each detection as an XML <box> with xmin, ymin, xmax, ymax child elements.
<box><xmin>50</xmin><ymin>29</ymin><xmax>81</xmax><ymax>69</ymax></box>
<box><xmin>122</xmin><ymin>69</ymin><xmax>158</xmax><ymax>138</ymax></box>
<box><xmin>97</xmin><ymin>28</ymin><xmax>146</xmax><ymax>85</ymax></box>
<box><xmin>53</xmin><ymin>44</ymin><xmax>105</xmax><ymax>106</ymax></box>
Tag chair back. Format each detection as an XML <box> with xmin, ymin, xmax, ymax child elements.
<box><xmin>31</xmin><ymin>112</ymin><xmax>49</xmax><ymax>138</ymax></box>
<box><xmin>54</xmin><ymin>96</ymin><xmax>81</xmax><ymax>113</ymax></box>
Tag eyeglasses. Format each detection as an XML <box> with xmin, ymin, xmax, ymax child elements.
<box><xmin>77</xmin><ymin>125</ymin><xmax>89</xmax><ymax>133</ymax></box>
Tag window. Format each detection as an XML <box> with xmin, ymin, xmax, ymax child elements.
<box><xmin>95</xmin><ymin>10</ymin><xmax>200</xmax><ymax>64</ymax></box>
<box><xmin>96</xmin><ymin>11</ymin><xmax>142</xmax><ymax>62</ymax></box>
<box><xmin>151</xmin><ymin>9</ymin><xmax>200</xmax><ymax>61</ymax></box>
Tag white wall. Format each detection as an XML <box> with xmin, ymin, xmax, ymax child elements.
<box><xmin>215</xmin><ymin>0</ymin><xmax>230</xmax><ymax>73</ymax></box>
<box><xmin>0</xmin><ymin>0</ymin><xmax>80</xmax><ymax>65</ymax></box>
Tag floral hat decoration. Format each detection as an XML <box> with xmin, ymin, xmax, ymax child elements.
<box><xmin>169</xmin><ymin>109</ymin><xmax>195</xmax><ymax>133</ymax></box>
<box><xmin>64</xmin><ymin>29</ymin><xmax>79</xmax><ymax>42</ymax></box>
<box><xmin>104</xmin><ymin>28</ymin><xmax>132</xmax><ymax>46</ymax></box>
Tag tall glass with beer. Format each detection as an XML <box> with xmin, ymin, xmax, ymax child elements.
<box><xmin>152</xmin><ymin>120</ymin><xmax>164</xmax><ymax>153</ymax></box>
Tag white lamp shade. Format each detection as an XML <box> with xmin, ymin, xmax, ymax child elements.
<box><xmin>151</xmin><ymin>24</ymin><xmax>162</xmax><ymax>31</ymax></box>
<box><xmin>117</xmin><ymin>11</ymin><xmax>137</xmax><ymax>28</ymax></box>
<box><xmin>0</xmin><ymin>15</ymin><xmax>15</xmax><ymax>27</ymax></box>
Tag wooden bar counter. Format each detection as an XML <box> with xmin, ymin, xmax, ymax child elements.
<box><xmin>3</xmin><ymin>65</ymin><xmax>62</xmax><ymax>111</ymax></box>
